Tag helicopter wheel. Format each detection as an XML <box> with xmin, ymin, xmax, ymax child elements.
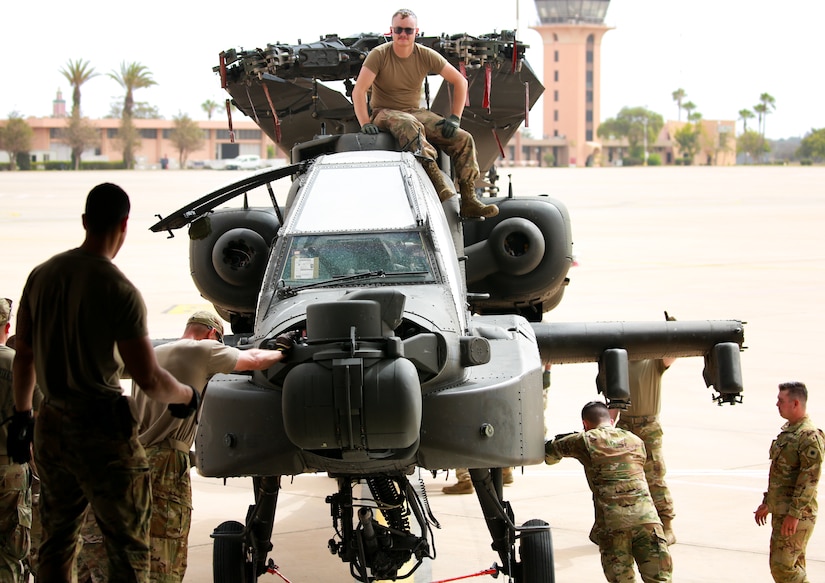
<box><xmin>213</xmin><ymin>520</ymin><xmax>255</xmax><ymax>583</ymax></box>
<box><xmin>518</xmin><ymin>519</ymin><xmax>555</xmax><ymax>583</ymax></box>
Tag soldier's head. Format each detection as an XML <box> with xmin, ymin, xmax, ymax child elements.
<box><xmin>777</xmin><ymin>381</ymin><xmax>808</xmax><ymax>422</ymax></box>
<box><xmin>0</xmin><ymin>297</ymin><xmax>11</xmax><ymax>342</ymax></box>
<box><xmin>82</xmin><ymin>183</ymin><xmax>131</xmax><ymax>256</ymax></box>
<box><xmin>581</xmin><ymin>401</ymin><xmax>611</xmax><ymax>430</ymax></box>
<box><xmin>184</xmin><ymin>311</ymin><xmax>225</xmax><ymax>343</ymax></box>
<box><xmin>391</xmin><ymin>9</ymin><xmax>418</xmax><ymax>41</ymax></box>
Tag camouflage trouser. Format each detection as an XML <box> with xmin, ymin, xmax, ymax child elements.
<box><xmin>144</xmin><ymin>445</ymin><xmax>193</xmax><ymax>583</ymax></box>
<box><xmin>371</xmin><ymin>108</ymin><xmax>480</xmax><ymax>184</ymax></box>
<box><xmin>600</xmin><ymin>523</ymin><xmax>672</xmax><ymax>582</ymax></box>
<box><xmin>769</xmin><ymin>514</ymin><xmax>816</xmax><ymax>583</ymax></box>
<box><xmin>77</xmin><ymin>445</ymin><xmax>192</xmax><ymax>583</ymax></box>
<box><xmin>616</xmin><ymin>417</ymin><xmax>674</xmax><ymax>521</ymax></box>
<box><xmin>35</xmin><ymin>398</ymin><xmax>151</xmax><ymax>583</ymax></box>
<box><xmin>77</xmin><ymin>505</ymin><xmax>107</xmax><ymax>583</ymax></box>
<box><xmin>0</xmin><ymin>462</ymin><xmax>32</xmax><ymax>582</ymax></box>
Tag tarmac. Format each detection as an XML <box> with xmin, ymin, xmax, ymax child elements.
<box><xmin>2</xmin><ymin>165</ymin><xmax>824</xmax><ymax>582</ymax></box>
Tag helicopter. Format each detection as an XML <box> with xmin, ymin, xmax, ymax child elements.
<box><xmin>150</xmin><ymin>31</ymin><xmax>745</xmax><ymax>582</ymax></box>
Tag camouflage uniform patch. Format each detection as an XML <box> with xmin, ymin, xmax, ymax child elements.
<box><xmin>616</xmin><ymin>417</ymin><xmax>675</xmax><ymax>521</ymax></box>
<box><xmin>371</xmin><ymin>108</ymin><xmax>480</xmax><ymax>184</ymax></box>
<box><xmin>0</xmin><ymin>463</ymin><xmax>32</xmax><ymax>582</ymax></box>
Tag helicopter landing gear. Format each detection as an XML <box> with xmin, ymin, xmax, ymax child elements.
<box><xmin>212</xmin><ymin>520</ymin><xmax>255</xmax><ymax>583</ymax></box>
<box><xmin>518</xmin><ymin>519</ymin><xmax>555</xmax><ymax>583</ymax></box>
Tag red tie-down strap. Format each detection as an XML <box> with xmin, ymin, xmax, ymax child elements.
<box><xmin>482</xmin><ymin>63</ymin><xmax>492</xmax><ymax>112</ymax></box>
<box><xmin>219</xmin><ymin>52</ymin><xmax>228</xmax><ymax>89</ymax></box>
<box><xmin>224</xmin><ymin>99</ymin><xmax>235</xmax><ymax>143</ymax></box>
<box><xmin>262</xmin><ymin>82</ymin><xmax>282</xmax><ymax>143</ymax></box>
<box><xmin>459</xmin><ymin>61</ymin><xmax>470</xmax><ymax>107</ymax></box>
<box><xmin>493</xmin><ymin>127</ymin><xmax>505</xmax><ymax>159</ymax></box>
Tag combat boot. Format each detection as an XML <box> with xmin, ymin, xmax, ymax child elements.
<box><xmin>442</xmin><ymin>477</ymin><xmax>474</xmax><ymax>495</ymax></box>
<box><xmin>421</xmin><ymin>159</ymin><xmax>455</xmax><ymax>202</ymax></box>
<box><xmin>503</xmin><ymin>466</ymin><xmax>514</xmax><ymax>485</ymax></box>
<box><xmin>458</xmin><ymin>180</ymin><xmax>499</xmax><ymax>218</ymax></box>
<box><xmin>662</xmin><ymin>519</ymin><xmax>677</xmax><ymax>545</ymax></box>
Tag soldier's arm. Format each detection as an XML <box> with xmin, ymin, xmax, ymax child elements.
<box><xmin>234</xmin><ymin>348</ymin><xmax>287</xmax><ymax>371</ymax></box>
<box><xmin>352</xmin><ymin>66</ymin><xmax>377</xmax><ymax>127</ymax></box>
<box><xmin>544</xmin><ymin>431</ymin><xmax>583</xmax><ymax>466</ymax></box>
<box><xmin>789</xmin><ymin>430</ymin><xmax>825</xmax><ymax>519</ymax></box>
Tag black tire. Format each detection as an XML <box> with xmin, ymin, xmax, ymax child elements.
<box><xmin>213</xmin><ymin>520</ymin><xmax>254</xmax><ymax>583</ymax></box>
<box><xmin>519</xmin><ymin>518</ymin><xmax>555</xmax><ymax>583</ymax></box>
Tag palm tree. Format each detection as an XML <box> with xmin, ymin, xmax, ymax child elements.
<box><xmin>682</xmin><ymin>101</ymin><xmax>697</xmax><ymax>123</ymax></box>
<box><xmin>202</xmin><ymin>99</ymin><xmax>220</xmax><ymax>120</ymax></box>
<box><xmin>59</xmin><ymin>59</ymin><xmax>98</xmax><ymax>116</ymax></box>
<box><xmin>108</xmin><ymin>61</ymin><xmax>157</xmax><ymax>168</ymax></box>
<box><xmin>672</xmin><ymin>88</ymin><xmax>686</xmax><ymax>121</ymax></box>
<box><xmin>109</xmin><ymin>61</ymin><xmax>156</xmax><ymax>119</ymax></box>
<box><xmin>738</xmin><ymin>109</ymin><xmax>754</xmax><ymax>133</ymax></box>
<box><xmin>758</xmin><ymin>92</ymin><xmax>776</xmax><ymax>137</ymax></box>
<box><xmin>753</xmin><ymin>103</ymin><xmax>767</xmax><ymax>137</ymax></box>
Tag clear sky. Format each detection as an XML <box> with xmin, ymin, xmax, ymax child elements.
<box><xmin>3</xmin><ymin>0</ymin><xmax>820</xmax><ymax>140</ymax></box>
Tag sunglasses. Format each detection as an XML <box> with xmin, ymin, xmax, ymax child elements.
<box><xmin>392</xmin><ymin>26</ymin><xmax>417</xmax><ymax>35</ymax></box>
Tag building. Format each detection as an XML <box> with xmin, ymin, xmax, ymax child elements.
<box><xmin>530</xmin><ymin>0</ymin><xmax>612</xmax><ymax>167</ymax></box>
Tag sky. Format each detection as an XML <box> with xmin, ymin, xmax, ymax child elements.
<box><xmin>3</xmin><ymin>0</ymin><xmax>821</xmax><ymax>140</ymax></box>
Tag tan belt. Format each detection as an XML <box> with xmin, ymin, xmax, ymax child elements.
<box><xmin>150</xmin><ymin>438</ymin><xmax>191</xmax><ymax>454</ymax></box>
<box><xmin>621</xmin><ymin>414</ymin><xmax>659</xmax><ymax>423</ymax></box>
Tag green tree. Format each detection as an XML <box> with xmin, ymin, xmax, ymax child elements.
<box><xmin>796</xmin><ymin>128</ymin><xmax>825</xmax><ymax>162</ymax></box>
<box><xmin>597</xmin><ymin>106</ymin><xmax>663</xmax><ymax>161</ymax></box>
<box><xmin>169</xmin><ymin>113</ymin><xmax>205</xmax><ymax>168</ymax></box>
<box><xmin>672</xmin><ymin>88</ymin><xmax>686</xmax><ymax>121</ymax></box>
<box><xmin>674</xmin><ymin>123</ymin><xmax>701</xmax><ymax>164</ymax></box>
<box><xmin>108</xmin><ymin>61</ymin><xmax>157</xmax><ymax>168</ymax></box>
<box><xmin>202</xmin><ymin>99</ymin><xmax>220</xmax><ymax>120</ymax></box>
<box><xmin>59</xmin><ymin>59</ymin><xmax>98</xmax><ymax>116</ymax></box>
<box><xmin>738</xmin><ymin>109</ymin><xmax>754</xmax><ymax>133</ymax></box>
<box><xmin>0</xmin><ymin>113</ymin><xmax>34</xmax><ymax>171</ymax></box>
<box><xmin>61</xmin><ymin>115</ymin><xmax>100</xmax><ymax>170</ymax></box>
<box><xmin>737</xmin><ymin>129</ymin><xmax>769</xmax><ymax>164</ymax></box>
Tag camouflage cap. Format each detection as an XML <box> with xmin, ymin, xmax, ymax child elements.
<box><xmin>0</xmin><ymin>297</ymin><xmax>11</xmax><ymax>325</ymax></box>
<box><xmin>187</xmin><ymin>310</ymin><xmax>224</xmax><ymax>337</ymax></box>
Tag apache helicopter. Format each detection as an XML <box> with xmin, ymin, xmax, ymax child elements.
<box><xmin>151</xmin><ymin>31</ymin><xmax>745</xmax><ymax>582</ymax></box>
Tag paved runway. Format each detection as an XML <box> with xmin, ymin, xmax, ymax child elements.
<box><xmin>2</xmin><ymin>166</ymin><xmax>824</xmax><ymax>582</ymax></box>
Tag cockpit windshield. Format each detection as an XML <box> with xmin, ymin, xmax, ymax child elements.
<box><xmin>279</xmin><ymin>231</ymin><xmax>436</xmax><ymax>287</ymax></box>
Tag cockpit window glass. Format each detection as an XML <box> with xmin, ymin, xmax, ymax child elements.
<box><xmin>279</xmin><ymin>231</ymin><xmax>435</xmax><ymax>286</ymax></box>
<box><xmin>291</xmin><ymin>165</ymin><xmax>417</xmax><ymax>232</ymax></box>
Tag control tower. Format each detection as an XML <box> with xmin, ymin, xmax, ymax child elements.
<box><xmin>531</xmin><ymin>0</ymin><xmax>612</xmax><ymax>166</ymax></box>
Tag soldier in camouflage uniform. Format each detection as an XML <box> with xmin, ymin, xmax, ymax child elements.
<box><xmin>1</xmin><ymin>298</ymin><xmax>32</xmax><ymax>582</ymax></box>
<box><xmin>352</xmin><ymin>8</ymin><xmax>499</xmax><ymax>219</ymax></box>
<box><xmin>546</xmin><ymin>401</ymin><xmax>672</xmax><ymax>582</ymax></box>
<box><xmin>78</xmin><ymin>311</ymin><xmax>293</xmax><ymax>583</ymax></box>
<box><xmin>11</xmin><ymin>183</ymin><xmax>197</xmax><ymax>583</ymax></box>
<box><xmin>754</xmin><ymin>381</ymin><xmax>825</xmax><ymax>583</ymax></box>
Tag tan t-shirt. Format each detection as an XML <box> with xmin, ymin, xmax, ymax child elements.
<box><xmin>20</xmin><ymin>248</ymin><xmax>146</xmax><ymax>402</ymax></box>
<box><xmin>363</xmin><ymin>42</ymin><xmax>447</xmax><ymax>112</ymax></box>
<box><xmin>135</xmin><ymin>338</ymin><xmax>240</xmax><ymax>448</ymax></box>
<box><xmin>624</xmin><ymin>359</ymin><xmax>668</xmax><ymax>417</ymax></box>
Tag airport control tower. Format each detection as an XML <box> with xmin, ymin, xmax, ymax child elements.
<box><xmin>531</xmin><ymin>0</ymin><xmax>612</xmax><ymax>166</ymax></box>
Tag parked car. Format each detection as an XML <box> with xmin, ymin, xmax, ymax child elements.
<box><xmin>225</xmin><ymin>155</ymin><xmax>263</xmax><ymax>170</ymax></box>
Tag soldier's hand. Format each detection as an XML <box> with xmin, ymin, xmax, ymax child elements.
<box><xmin>167</xmin><ymin>385</ymin><xmax>201</xmax><ymax>419</ymax></box>
<box><xmin>7</xmin><ymin>409</ymin><xmax>35</xmax><ymax>464</ymax></box>
<box><xmin>361</xmin><ymin>123</ymin><xmax>380</xmax><ymax>135</ymax></box>
<box><xmin>437</xmin><ymin>115</ymin><xmax>461</xmax><ymax>138</ymax></box>
<box><xmin>754</xmin><ymin>503</ymin><xmax>769</xmax><ymax>526</ymax></box>
<box><xmin>274</xmin><ymin>330</ymin><xmax>301</xmax><ymax>352</ymax></box>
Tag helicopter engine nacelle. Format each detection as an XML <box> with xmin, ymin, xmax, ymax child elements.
<box><xmin>463</xmin><ymin>196</ymin><xmax>573</xmax><ymax>321</ymax></box>
<box><xmin>188</xmin><ymin>208</ymin><xmax>280</xmax><ymax>331</ymax></box>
